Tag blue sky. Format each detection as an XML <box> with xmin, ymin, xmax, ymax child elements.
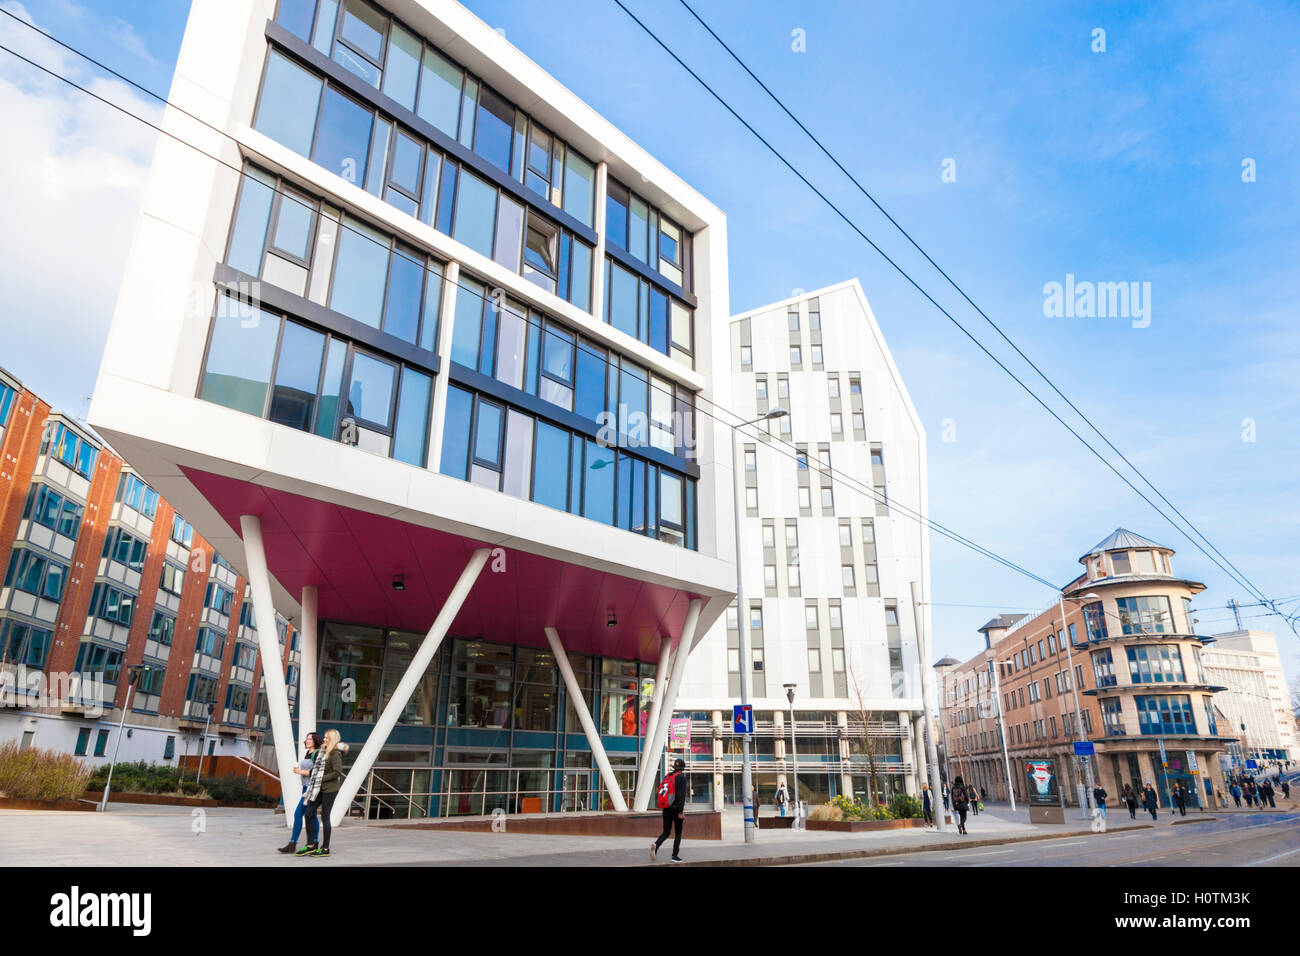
<box><xmin>3</xmin><ymin>0</ymin><xmax>1297</xmax><ymax>670</ymax></box>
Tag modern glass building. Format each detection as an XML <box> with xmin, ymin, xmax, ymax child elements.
<box><xmin>90</xmin><ymin>0</ymin><xmax>738</xmax><ymax>821</ymax></box>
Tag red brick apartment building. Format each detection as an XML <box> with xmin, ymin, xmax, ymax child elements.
<box><xmin>0</xmin><ymin>366</ymin><xmax>300</xmax><ymax>769</ymax></box>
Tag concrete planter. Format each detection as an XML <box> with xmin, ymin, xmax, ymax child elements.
<box><xmin>805</xmin><ymin>817</ymin><xmax>926</xmax><ymax>832</ymax></box>
<box><xmin>82</xmin><ymin>790</ymin><xmax>271</xmax><ymax>809</ymax></box>
<box><xmin>0</xmin><ymin>796</ymin><xmax>98</xmax><ymax>812</ymax></box>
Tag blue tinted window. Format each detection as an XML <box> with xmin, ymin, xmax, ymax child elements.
<box><xmin>255</xmin><ymin>51</ymin><xmax>322</xmax><ymax>157</ymax></box>
<box><xmin>436</xmin><ymin>158</ymin><xmax>457</xmax><ymax>235</ymax></box>
<box><xmin>419</xmin><ymin>264</ymin><xmax>443</xmax><ymax>352</ymax></box>
<box><xmin>569</xmin><ymin>239</ymin><xmax>592</xmax><ymax>313</ymax></box>
<box><xmin>346</xmin><ymin>351</ymin><xmax>395</xmax><ymax>427</ymax></box>
<box><xmin>606</xmin><ymin>261</ymin><xmax>639</xmax><ymax>338</ymax></box>
<box><xmin>313</xmin><ymin>86</ymin><xmax>373</xmax><ymax>185</ymax></box>
<box><xmin>450</xmin><ymin>280</ymin><xmax>484</xmax><ymax>367</ymax></box>
<box><xmin>389</xmin><ymin>131</ymin><xmax>423</xmax><ymax>196</ymax></box>
<box><xmin>648</xmin><ymin>287</ymin><xmax>669</xmax><ymax>356</ymax></box>
<box><xmin>440</xmin><ymin>386</ymin><xmax>473</xmax><ymax>479</ymax></box>
<box><xmin>269</xmin><ymin>321</ymin><xmax>325</xmax><ymax>431</ymax></box>
<box><xmin>619</xmin><ymin>363</ymin><xmax>648</xmax><ymax>446</ymax></box>
<box><xmin>383</xmin><ymin>247</ymin><xmax>424</xmax><ymax>344</ymax></box>
<box><xmin>453</xmin><ymin>170</ymin><xmax>497</xmax><ymax>258</ymax></box>
<box><xmin>227</xmin><ymin>173</ymin><xmax>274</xmax><ymax>275</ymax></box>
<box><xmin>417</xmin><ymin>46</ymin><xmax>463</xmax><ymax>137</ymax></box>
<box><xmin>275</xmin><ymin>0</ymin><xmax>316</xmax><ymax>40</ymax></box>
<box><xmin>473</xmin><ymin>86</ymin><xmax>514</xmax><ymax>173</ymax></box>
<box><xmin>563</xmin><ymin>151</ymin><xmax>595</xmax><ymax>228</ymax></box>
<box><xmin>474</xmin><ymin>401</ymin><xmax>503</xmax><ymax>466</ymax></box>
<box><xmin>575</xmin><ymin>341</ymin><xmax>606</xmax><ymax>425</ymax></box>
<box><xmin>329</xmin><ymin>218</ymin><xmax>389</xmax><ymax>327</ymax></box>
<box><xmin>201</xmin><ymin>295</ymin><xmax>281</xmax><ymax>416</ymax></box>
<box><xmin>606</xmin><ymin>185</ymin><xmax>628</xmax><ymax>250</ymax></box>
<box><xmin>583</xmin><ymin>440</ymin><xmax>614</xmax><ymax>524</ymax></box>
<box><xmin>383</xmin><ymin>24</ymin><xmax>421</xmax><ymax>111</ymax></box>
<box><xmin>532</xmin><ymin>421</ymin><xmax>569</xmax><ymax>511</ymax></box>
<box><xmin>391</xmin><ymin>368</ymin><xmax>431</xmax><ymax>466</ymax></box>
<box><xmin>315</xmin><ymin>339</ymin><xmax>347</xmax><ymax>438</ymax></box>
<box><xmin>272</xmin><ymin>191</ymin><xmax>316</xmax><ymax>260</ymax></box>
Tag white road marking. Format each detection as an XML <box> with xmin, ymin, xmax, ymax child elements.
<box><xmin>1240</xmin><ymin>844</ymin><xmax>1300</xmax><ymax>866</ymax></box>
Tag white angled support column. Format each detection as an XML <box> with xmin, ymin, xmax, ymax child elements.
<box><xmin>635</xmin><ymin>634</ymin><xmax>674</xmax><ymax>794</ymax></box>
<box><xmin>545</xmin><ymin>627</ymin><xmax>627</xmax><ymax>812</ymax></box>
<box><xmin>298</xmin><ymin>585</ymin><xmax>319</xmax><ymax>761</ymax></box>
<box><xmin>240</xmin><ymin>515</ymin><xmax>303</xmax><ymax>829</ymax></box>
<box><xmin>633</xmin><ymin>599</ymin><xmax>702</xmax><ymax>810</ymax></box>
<box><xmin>331</xmin><ymin>547</ymin><xmax>490</xmax><ymax>826</ymax></box>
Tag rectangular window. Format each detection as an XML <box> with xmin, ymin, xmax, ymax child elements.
<box><xmin>1125</xmin><ymin>644</ymin><xmax>1186</xmax><ymax>684</ymax></box>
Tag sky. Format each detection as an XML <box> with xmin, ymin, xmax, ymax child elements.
<box><xmin>1</xmin><ymin>0</ymin><xmax>1297</xmax><ymax>675</ymax></box>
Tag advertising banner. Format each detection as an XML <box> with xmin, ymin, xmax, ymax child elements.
<box><xmin>668</xmin><ymin>717</ymin><xmax>691</xmax><ymax>752</ymax></box>
<box><xmin>1024</xmin><ymin>757</ymin><xmax>1060</xmax><ymax>807</ymax></box>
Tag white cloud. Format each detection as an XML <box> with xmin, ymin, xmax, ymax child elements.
<box><xmin>0</xmin><ymin>3</ymin><xmax>161</xmax><ymax>415</ymax></box>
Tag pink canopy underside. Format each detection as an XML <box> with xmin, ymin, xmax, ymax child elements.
<box><xmin>183</xmin><ymin>467</ymin><xmax>699</xmax><ymax>661</ymax></box>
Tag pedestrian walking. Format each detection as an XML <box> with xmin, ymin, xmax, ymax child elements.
<box><xmin>1092</xmin><ymin>783</ymin><xmax>1108</xmax><ymax>822</ymax></box>
<box><xmin>1262</xmin><ymin>779</ymin><xmax>1276</xmax><ymax>808</ymax></box>
<box><xmin>1122</xmin><ymin>783</ymin><xmax>1137</xmax><ymax>819</ymax></box>
<box><xmin>751</xmin><ymin>785</ymin><xmax>761</xmax><ymax>831</ymax></box>
<box><xmin>302</xmin><ymin>729</ymin><xmax>346</xmax><ymax>858</ymax></box>
<box><xmin>775</xmin><ymin>781</ymin><xmax>789</xmax><ymax>819</ymax></box>
<box><xmin>1230</xmin><ymin>783</ymin><xmax>1241</xmax><ymax>807</ymax></box>
<box><xmin>968</xmin><ymin>783</ymin><xmax>980</xmax><ymax>816</ymax></box>
<box><xmin>922</xmin><ymin>782</ymin><xmax>934</xmax><ymax>827</ymax></box>
<box><xmin>1172</xmin><ymin>782</ymin><xmax>1187</xmax><ymax>817</ymax></box>
<box><xmin>1282</xmin><ymin>780</ymin><xmax>1291</xmax><ymax>800</ymax></box>
<box><xmin>1142</xmin><ymin>783</ymin><xmax>1159</xmax><ymax>821</ymax></box>
<box><xmin>942</xmin><ymin>784</ymin><xmax>950</xmax><ymax>811</ymax></box>
<box><xmin>651</xmin><ymin>758</ymin><xmax>688</xmax><ymax>862</ymax></box>
<box><xmin>951</xmin><ymin>775</ymin><xmax>970</xmax><ymax>835</ymax></box>
<box><xmin>278</xmin><ymin>732</ymin><xmax>321</xmax><ymax>855</ymax></box>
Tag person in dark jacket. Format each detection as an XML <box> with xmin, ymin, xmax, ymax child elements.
<box><xmin>950</xmin><ymin>775</ymin><xmax>970</xmax><ymax>834</ymax></box>
<box><xmin>303</xmin><ymin>729</ymin><xmax>346</xmax><ymax>857</ymax></box>
<box><xmin>1172</xmin><ymin>782</ymin><xmax>1187</xmax><ymax>816</ymax></box>
<box><xmin>921</xmin><ymin>782</ymin><xmax>934</xmax><ymax>826</ymax></box>
<box><xmin>651</xmin><ymin>758</ymin><xmax>688</xmax><ymax>862</ymax></box>
<box><xmin>1092</xmin><ymin>783</ymin><xmax>1108</xmax><ymax>822</ymax></box>
<box><xmin>1121</xmin><ymin>784</ymin><xmax>1137</xmax><ymax>819</ymax></box>
<box><xmin>279</xmin><ymin>732</ymin><xmax>321</xmax><ymax>854</ymax></box>
<box><xmin>1142</xmin><ymin>783</ymin><xmax>1159</xmax><ymax>821</ymax></box>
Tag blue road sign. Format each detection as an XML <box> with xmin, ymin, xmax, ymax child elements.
<box><xmin>733</xmin><ymin>704</ymin><xmax>754</xmax><ymax>734</ymax></box>
<box><xmin>1073</xmin><ymin>741</ymin><xmax>1095</xmax><ymax>757</ymax></box>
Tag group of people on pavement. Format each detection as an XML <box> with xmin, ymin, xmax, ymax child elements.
<box><xmin>1223</xmin><ymin>773</ymin><xmax>1283</xmax><ymax>808</ymax></box>
<box><xmin>276</xmin><ymin>728</ymin><xmax>347</xmax><ymax>858</ymax></box>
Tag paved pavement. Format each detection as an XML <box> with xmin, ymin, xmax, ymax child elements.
<box><xmin>806</xmin><ymin>811</ymin><xmax>1300</xmax><ymax>867</ymax></box>
<box><xmin>0</xmin><ymin>799</ymin><xmax>1238</xmax><ymax>867</ymax></box>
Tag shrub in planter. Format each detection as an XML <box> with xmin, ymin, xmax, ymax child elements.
<box><xmin>201</xmin><ymin>774</ymin><xmax>274</xmax><ymax>805</ymax></box>
<box><xmin>0</xmin><ymin>742</ymin><xmax>93</xmax><ymax>801</ymax></box>
<box><xmin>888</xmin><ymin>793</ymin><xmax>923</xmax><ymax>820</ymax></box>
<box><xmin>808</xmin><ymin>803</ymin><xmax>844</xmax><ymax>822</ymax></box>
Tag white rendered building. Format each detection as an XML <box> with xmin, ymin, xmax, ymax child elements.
<box><xmin>90</xmin><ymin>0</ymin><xmax>740</xmax><ymax>820</ymax></box>
<box><xmin>1202</xmin><ymin>629</ymin><xmax>1296</xmax><ymax>761</ymax></box>
<box><xmin>676</xmin><ymin>280</ymin><xmax>933</xmax><ymax>808</ymax></box>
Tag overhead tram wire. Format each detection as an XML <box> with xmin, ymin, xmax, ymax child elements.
<box><xmin>608</xmin><ymin>0</ymin><xmax>1272</xmax><ymax>607</ymax></box>
<box><xmin>0</xmin><ymin>31</ymin><xmax>1060</xmax><ymax>593</ymax></box>
<box><xmin>674</xmin><ymin>0</ymin><xmax>1269</xmax><ymax>610</ymax></box>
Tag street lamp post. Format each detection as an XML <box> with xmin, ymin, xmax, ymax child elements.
<box><xmin>989</xmin><ymin>657</ymin><xmax>1017</xmax><ymax>811</ymax></box>
<box><xmin>196</xmin><ymin>702</ymin><xmax>215</xmax><ymax>785</ymax></box>
<box><xmin>99</xmin><ymin>665</ymin><xmax>147</xmax><ymax>812</ymax></box>
<box><xmin>731</xmin><ymin>407</ymin><xmax>787</xmax><ymax>845</ymax></box>
<box><xmin>1059</xmin><ymin>592</ymin><xmax>1100</xmax><ymax>816</ymax></box>
<box><xmin>784</xmin><ymin>683</ymin><xmax>801</xmax><ymax>829</ymax></box>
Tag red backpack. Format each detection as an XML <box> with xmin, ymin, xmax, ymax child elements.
<box><xmin>657</xmin><ymin>772</ymin><xmax>679</xmax><ymax>809</ymax></box>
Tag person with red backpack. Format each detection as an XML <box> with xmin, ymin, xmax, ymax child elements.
<box><xmin>651</xmin><ymin>758</ymin><xmax>688</xmax><ymax>862</ymax></box>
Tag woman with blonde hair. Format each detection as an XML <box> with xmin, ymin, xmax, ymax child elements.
<box><xmin>302</xmin><ymin>729</ymin><xmax>347</xmax><ymax>858</ymax></box>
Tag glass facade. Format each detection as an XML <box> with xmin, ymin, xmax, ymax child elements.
<box><xmin>254</xmin><ymin>31</ymin><xmax>595</xmax><ymax>312</ymax></box>
<box><xmin>317</xmin><ymin>626</ymin><xmax>659</xmax><ymax>816</ymax></box>
<box><xmin>1135</xmin><ymin>694</ymin><xmax>1196</xmax><ymax>736</ymax></box>
<box><xmin>1126</xmin><ymin>644</ymin><xmax>1186</xmax><ymax>683</ymax></box>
